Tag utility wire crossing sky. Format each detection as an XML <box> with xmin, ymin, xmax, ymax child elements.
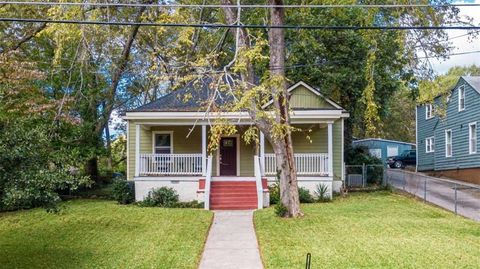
<box><xmin>2</xmin><ymin>1</ymin><xmax>480</xmax><ymax>8</ymax></box>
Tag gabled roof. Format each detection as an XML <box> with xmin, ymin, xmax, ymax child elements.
<box><xmin>261</xmin><ymin>81</ymin><xmax>344</xmax><ymax>110</ymax></box>
<box><xmin>128</xmin><ymin>78</ymin><xmax>235</xmax><ymax>112</ymax></box>
<box><xmin>130</xmin><ymin>80</ymin><xmax>345</xmax><ymax>113</ymax></box>
<box><xmin>462</xmin><ymin>76</ymin><xmax>480</xmax><ymax>94</ymax></box>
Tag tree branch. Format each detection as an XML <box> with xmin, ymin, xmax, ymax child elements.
<box><xmin>2</xmin><ymin>23</ymin><xmax>47</xmax><ymax>53</ymax></box>
<box><xmin>95</xmin><ymin>1</ymin><xmax>152</xmax><ymax>134</ymax></box>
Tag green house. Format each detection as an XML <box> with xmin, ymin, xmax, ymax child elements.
<box><xmin>124</xmin><ymin>81</ymin><xmax>349</xmax><ymax>209</ymax></box>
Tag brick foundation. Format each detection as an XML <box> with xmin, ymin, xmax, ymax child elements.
<box><xmin>427</xmin><ymin>168</ymin><xmax>480</xmax><ymax>185</ymax></box>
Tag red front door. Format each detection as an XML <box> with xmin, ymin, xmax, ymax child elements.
<box><xmin>219</xmin><ymin>137</ymin><xmax>237</xmax><ymax>176</ymax></box>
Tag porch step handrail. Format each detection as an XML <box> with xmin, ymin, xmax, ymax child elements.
<box><xmin>204</xmin><ymin>155</ymin><xmax>213</xmax><ymax>210</ymax></box>
<box><xmin>264</xmin><ymin>153</ymin><xmax>329</xmax><ymax>176</ymax></box>
<box><xmin>139</xmin><ymin>153</ymin><xmax>202</xmax><ymax>176</ymax></box>
<box><xmin>254</xmin><ymin>155</ymin><xmax>263</xmax><ymax>209</ymax></box>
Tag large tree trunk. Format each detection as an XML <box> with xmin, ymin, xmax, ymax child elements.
<box><xmin>221</xmin><ymin>0</ymin><xmax>302</xmax><ymax>217</ymax></box>
<box><xmin>86</xmin><ymin>157</ymin><xmax>99</xmax><ymax>183</ymax></box>
<box><xmin>85</xmin><ymin>2</ymin><xmax>149</xmax><ymax>182</ymax></box>
<box><xmin>268</xmin><ymin>0</ymin><xmax>302</xmax><ymax>217</ymax></box>
<box><xmin>95</xmin><ymin>0</ymin><xmax>152</xmax><ymax>135</ymax></box>
<box><xmin>105</xmin><ymin>125</ymin><xmax>113</xmax><ymax>180</ymax></box>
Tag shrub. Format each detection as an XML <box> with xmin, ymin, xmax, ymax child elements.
<box><xmin>314</xmin><ymin>183</ymin><xmax>331</xmax><ymax>202</ymax></box>
<box><xmin>298</xmin><ymin>187</ymin><xmax>314</xmax><ymax>203</ymax></box>
<box><xmin>270</xmin><ymin>183</ymin><xmax>313</xmax><ymax>204</ymax></box>
<box><xmin>346</xmin><ymin>145</ymin><xmax>382</xmax><ymax>165</ymax></box>
<box><xmin>269</xmin><ymin>182</ymin><xmax>280</xmax><ymax>205</ymax></box>
<box><xmin>111</xmin><ymin>180</ymin><xmax>134</xmax><ymax>204</ymax></box>
<box><xmin>173</xmin><ymin>200</ymin><xmax>204</xmax><ymax>208</ymax></box>
<box><xmin>274</xmin><ymin>203</ymin><xmax>288</xmax><ymax>217</ymax></box>
<box><xmin>139</xmin><ymin>187</ymin><xmax>179</xmax><ymax>207</ymax></box>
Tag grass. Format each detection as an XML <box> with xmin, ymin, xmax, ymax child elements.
<box><xmin>0</xmin><ymin>199</ymin><xmax>213</xmax><ymax>269</ymax></box>
<box><xmin>255</xmin><ymin>192</ymin><xmax>480</xmax><ymax>269</ymax></box>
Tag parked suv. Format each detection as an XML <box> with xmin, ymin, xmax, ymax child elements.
<box><xmin>386</xmin><ymin>149</ymin><xmax>416</xmax><ymax>168</ymax></box>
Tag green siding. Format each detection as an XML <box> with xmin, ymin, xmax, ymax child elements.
<box><xmin>290</xmin><ymin>85</ymin><xmax>336</xmax><ymax>109</ymax></box>
<box><xmin>127</xmin><ymin>122</ymin><xmax>255</xmax><ymax>179</ymax></box>
<box><xmin>128</xmin><ymin>120</ymin><xmax>343</xmax><ymax>180</ymax></box>
<box><xmin>333</xmin><ymin>119</ymin><xmax>343</xmax><ymax>180</ymax></box>
<box><xmin>127</xmin><ymin>123</ymin><xmax>152</xmax><ymax>180</ymax></box>
<box><xmin>127</xmin><ymin>123</ymin><xmax>202</xmax><ymax>180</ymax></box>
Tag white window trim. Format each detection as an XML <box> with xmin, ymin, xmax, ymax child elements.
<box><xmin>469</xmin><ymin>122</ymin><xmax>477</xmax><ymax>154</ymax></box>
<box><xmin>425</xmin><ymin>104</ymin><xmax>434</xmax><ymax>119</ymax></box>
<box><xmin>425</xmin><ymin>136</ymin><xmax>435</xmax><ymax>153</ymax></box>
<box><xmin>458</xmin><ymin>85</ymin><xmax>465</xmax><ymax>111</ymax></box>
<box><xmin>445</xmin><ymin>129</ymin><xmax>453</xmax><ymax>157</ymax></box>
<box><xmin>152</xmin><ymin>131</ymin><xmax>174</xmax><ymax>154</ymax></box>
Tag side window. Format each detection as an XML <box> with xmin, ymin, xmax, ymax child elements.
<box><xmin>445</xmin><ymin>130</ymin><xmax>453</xmax><ymax>157</ymax></box>
<box><xmin>425</xmin><ymin>137</ymin><xmax>435</xmax><ymax>153</ymax></box>
<box><xmin>469</xmin><ymin>122</ymin><xmax>477</xmax><ymax>154</ymax></box>
<box><xmin>458</xmin><ymin>85</ymin><xmax>465</xmax><ymax>111</ymax></box>
<box><xmin>425</xmin><ymin>104</ymin><xmax>434</xmax><ymax>119</ymax></box>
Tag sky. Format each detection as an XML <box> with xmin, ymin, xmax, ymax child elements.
<box><xmin>430</xmin><ymin>0</ymin><xmax>480</xmax><ymax>74</ymax></box>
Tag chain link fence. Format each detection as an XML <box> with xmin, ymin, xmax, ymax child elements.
<box><xmin>385</xmin><ymin>169</ymin><xmax>480</xmax><ymax>221</ymax></box>
<box><xmin>345</xmin><ymin>164</ymin><xmax>385</xmax><ymax>188</ymax></box>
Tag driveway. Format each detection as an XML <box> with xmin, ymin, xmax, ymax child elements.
<box><xmin>386</xmin><ymin>169</ymin><xmax>480</xmax><ymax>221</ymax></box>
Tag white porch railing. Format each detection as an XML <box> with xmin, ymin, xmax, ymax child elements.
<box><xmin>264</xmin><ymin>153</ymin><xmax>329</xmax><ymax>176</ymax></box>
<box><xmin>139</xmin><ymin>153</ymin><xmax>202</xmax><ymax>176</ymax></box>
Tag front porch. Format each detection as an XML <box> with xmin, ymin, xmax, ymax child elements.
<box><xmin>132</xmin><ymin>121</ymin><xmax>334</xmax><ymax>179</ymax></box>
<box><xmin>129</xmin><ymin>120</ymin><xmax>338</xmax><ymax>209</ymax></box>
<box><xmin>136</xmin><ymin>152</ymin><xmax>331</xmax><ymax>177</ymax></box>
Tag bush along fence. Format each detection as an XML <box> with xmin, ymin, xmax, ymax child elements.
<box><xmin>385</xmin><ymin>169</ymin><xmax>480</xmax><ymax>222</ymax></box>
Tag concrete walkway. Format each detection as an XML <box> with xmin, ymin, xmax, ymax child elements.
<box><xmin>199</xmin><ymin>211</ymin><xmax>263</xmax><ymax>269</ymax></box>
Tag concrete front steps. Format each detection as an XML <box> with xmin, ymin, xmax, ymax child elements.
<box><xmin>210</xmin><ymin>181</ymin><xmax>258</xmax><ymax>210</ymax></box>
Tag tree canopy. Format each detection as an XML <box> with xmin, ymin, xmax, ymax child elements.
<box><xmin>0</xmin><ymin>0</ymin><xmax>475</xmax><ymax>211</ymax></box>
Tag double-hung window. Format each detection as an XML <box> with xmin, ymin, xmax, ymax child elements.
<box><xmin>425</xmin><ymin>104</ymin><xmax>434</xmax><ymax>119</ymax></box>
<box><xmin>469</xmin><ymin>122</ymin><xmax>477</xmax><ymax>154</ymax></box>
<box><xmin>458</xmin><ymin>85</ymin><xmax>465</xmax><ymax>111</ymax></box>
<box><xmin>445</xmin><ymin>130</ymin><xmax>453</xmax><ymax>157</ymax></box>
<box><xmin>154</xmin><ymin>132</ymin><xmax>172</xmax><ymax>154</ymax></box>
<box><xmin>425</xmin><ymin>137</ymin><xmax>435</xmax><ymax>153</ymax></box>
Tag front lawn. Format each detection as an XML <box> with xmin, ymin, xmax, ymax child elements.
<box><xmin>0</xmin><ymin>200</ymin><xmax>213</xmax><ymax>268</ymax></box>
<box><xmin>255</xmin><ymin>192</ymin><xmax>480</xmax><ymax>268</ymax></box>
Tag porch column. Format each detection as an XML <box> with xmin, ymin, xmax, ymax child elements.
<box><xmin>259</xmin><ymin>131</ymin><xmax>265</xmax><ymax>176</ymax></box>
<box><xmin>135</xmin><ymin>124</ymin><xmax>140</xmax><ymax>177</ymax></box>
<box><xmin>202</xmin><ymin>124</ymin><xmax>207</xmax><ymax>176</ymax></box>
<box><xmin>327</xmin><ymin>122</ymin><xmax>333</xmax><ymax>177</ymax></box>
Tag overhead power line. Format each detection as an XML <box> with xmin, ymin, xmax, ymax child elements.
<box><xmin>1</xmin><ymin>18</ymin><xmax>480</xmax><ymax>30</ymax></box>
<box><xmin>2</xmin><ymin>1</ymin><xmax>480</xmax><ymax>9</ymax></box>
<box><xmin>417</xmin><ymin>50</ymin><xmax>480</xmax><ymax>59</ymax></box>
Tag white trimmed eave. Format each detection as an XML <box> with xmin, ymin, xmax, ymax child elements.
<box><xmin>261</xmin><ymin>81</ymin><xmax>344</xmax><ymax>110</ymax></box>
<box><xmin>124</xmin><ymin>109</ymin><xmax>349</xmax><ymax>122</ymax></box>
